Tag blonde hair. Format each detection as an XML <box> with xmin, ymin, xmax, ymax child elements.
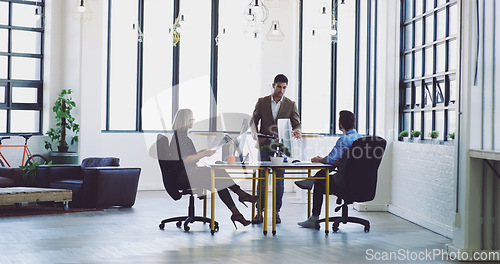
<box><xmin>172</xmin><ymin>108</ymin><xmax>193</xmax><ymax>131</ymax></box>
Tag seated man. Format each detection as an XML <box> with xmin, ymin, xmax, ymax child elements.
<box><xmin>294</xmin><ymin>110</ymin><xmax>362</xmax><ymax>228</ymax></box>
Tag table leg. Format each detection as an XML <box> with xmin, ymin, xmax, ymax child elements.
<box><xmin>211</xmin><ymin>168</ymin><xmax>216</xmax><ymax>235</ymax></box>
<box><xmin>272</xmin><ymin>169</ymin><xmax>276</xmax><ymax>235</ymax></box>
<box><xmin>324</xmin><ymin>168</ymin><xmax>330</xmax><ymax>235</ymax></box>
<box><xmin>251</xmin><ymin>170</ymin><xmax>256</xmax><ymax>222</ymax></box>
<box><xmin>307</xmin><ymin>169</ymin><xmax>311</xmax><ymax>218</ymax></box>
<box><xmin>203</xmin><ymin>189</ymin><xmax>207</xmax><ymax>218</ymax></box>
<box><xmin>263</xmin><ymin>168</ymin><xmax>268</xmax><ymax>235</ymax></box>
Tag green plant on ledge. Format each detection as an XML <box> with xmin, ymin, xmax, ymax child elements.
<box><xmin>411</xmin><ymin>130</ymin><xmax>421</xmax><ymax>139</ymax></box>
<box><xmin>448</xmin><ymin>132</ymin><xmax>455</xmax><ymax>140</ymax></box>
<box><xmin>429</xmin><ymin>130</ymin><xmax>439</xmax><ymax>139</ymax></box>
<box><xmin>398</xmin><ymin>130</ymin><xmax>409</xmax><ymax>139</ymax></box>
<box><xmin>44</xmin><ymin>89</ymin><xmax>80</xmax><ymax>153</ymax></box>
<box><xmin>261</xmin><ymin>141</ymin><xmax>291</xmax><ymax>157</ymax></box>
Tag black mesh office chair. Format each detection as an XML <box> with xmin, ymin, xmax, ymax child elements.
<box><xmin>156</xmin><ymin>134</ymin><xmax>219</xmax><ymax>232</ymax></box>
<box><xmin>318</xmin><ymin>136</ymin><xmax>387</xmax><ymax>233</ymax></box>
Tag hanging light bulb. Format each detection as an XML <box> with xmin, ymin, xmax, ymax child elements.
<box><xmin>266</xmin><ymin>20</ymin><xmax>285</xmax><ymax>41</ymax></box>
<box><xmin>78</xmin><ymin>0</ymin><xmax>86</xmax><ymax>13</ymax></box>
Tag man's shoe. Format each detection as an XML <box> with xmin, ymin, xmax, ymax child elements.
<box><xmin>276</xmin><ymin>212</ymin><xmax>281</xmax><ymax>224</ymax></box>
<box><xmin>252</xmin><ymin>213</ymin><xmax>263</xmax><ymax>224</ymax></box>
<box><xmin>298</xmin><ymin>215</ymin><xmax>319</xmax><ymax>228</ymax></box>
<box><xmin>294</xmin><ymin>179</ymin><xmax>315</xmax><ymax>190</ymax></box>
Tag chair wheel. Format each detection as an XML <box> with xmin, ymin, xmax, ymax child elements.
<box><xmin>159</xmin><ymin>223</ymin><xmax>165</xmax><ymax>230</ymax></box>
<box><xmin>184</xmin><ymin>224</ymin><xmax>190</xmax><ymax>232</ymax></box>
<box><xmin>315</xmin><ymin>224</ymin><xmax>320</xmax><ymax>230</ymax></box>
<box><xmin>214</xmin><ymin>223</ymin><xmax>219</xmax><ymax>232</ymax></box>
<box><xmin>364</xmin><ymin>226</ymin><xmax>370</xmax><ymax>233</ymax></box>
<box><xmin>176</xmin><ymin>221</ymin><xmax>182</xmax><ymax>228</ymax></box>
<box><xmin>332</xmin><ymin>224</ymin><xmax>339</xmax><ymax>233</ymax></box>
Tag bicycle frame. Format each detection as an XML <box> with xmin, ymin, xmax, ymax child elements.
<box><xmin>0</xmin><ymin>142</ymin><xmax>32</xmax><ymax>167</ymax></box>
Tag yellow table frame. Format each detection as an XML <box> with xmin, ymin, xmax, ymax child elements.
<box><xmin>209</xmin><ymin>164</ymin><xmax>268</xmax><ymax>235</ymax></box>
<box><xmin>270</xmin><ymin>164</ymin><xmax>331</xmax><ymax>235</ymax></box>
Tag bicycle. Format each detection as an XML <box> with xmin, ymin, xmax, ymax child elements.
<box><xmin>0</xmin><ymin>134</ymin><xmax>49</xmax><ymax>167</ymax></box>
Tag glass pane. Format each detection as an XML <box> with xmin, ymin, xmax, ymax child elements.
<box><xmin>0</xmin><ymin>84</ymin><xmax>5</xmax><ymax>103</ymax></box>
<box><xmin>437</xmin><ymin>0</ymin><xmax>447</xmax><ymax>7</ymax></box>
<box><xmin>12</xmin><ymin>87</ymin><xmax>37</xmax><ymax>103</ymax></box>
<box><xmin>415</xmin><ymin>0</ymin><xmax>424</xmax><ymax>16</ymax></box>
<box><xmin>218</xmin><ymin>0</ymin><xmax>269</xmax><ymax>132</ymax></box>
<box><xmin>11</xmin><ymin>57</ymin><xmax>41</xmax><ymax>80</ymax></box>
<box><xmin>404</xmin><ymin>24</ymin><xmax>413</xmax><ymax>50</ymax></box>
<box><xmin>436</xmin><ymin>81</ymin><xmax>445</xmax><ymax>104</ymax></box>
<box><xmin>414</xmin><ymin>112</ymin><xmax>422</xmax><ymax>135</ymax></box>
<box><xmin>11</xmin><ymin>110</ymin><xmax>40</xmax><ymax>133</ymax></box>
<box><xmin>436</xmin><ymin>9</ymin><xmax>446</xmax><ymax>39</ymax></box>
<box><xmin>415</xmin><ymin>82</ymin><xmax>422</xmax><ymax>108</ymax></box>
<box><xmin>414</xmin><ymin>50</ymin><xmax>422</xmax><ymax>77</ymax></box>
<box><xmin>424</xmin><ymin>15</ymin><xmax>434</xmax><ymax>43</ymax></box>
<box><xmin>0</xmin><ymin>29</ymin><xmax>7</xmax><ymax>52</ymax></box>
<box><xmin>436</xmin><ymin>43</ymin><xmax>445</xmax><ymax>73</ymax></box>
<box><xmin>435</xmin><ymin>110</ymin><xmax>444</xmax><ymax>140</ymax></box>
<box><xmin>12</xmin><ymin>3</ymin><xmax>41</xmax><ymax>28</ymax></box>
<box><xmin>424</xmin><ymin>46</ymin><xmax>433</xmax><ymax>75</ymax></box>
<box><xmin>449</xmin><ymin>3</ymin><xmax>458</xmax><ymax>36</ymax></box>
<box><xmin>426</xmin><ymin>0</ymin><xmax>435</xmax><ymax>12</ymax></box>
<box><xmin>178</xmin><ymin>0</ymin><xmax>211</xmax><ymax>131</ymax></box>
<box><xmin>447</xmin><ymin>110</ymin><xmax>456</xmax><ymax>138</ymax></box>
<box><xmin>404</xmin><ymin>0</ymin><xmax>413</xmax><ymax>20</ymax></box>
<box><xmin>424</xmin><ymin>111</ymin><xmax>433</xmax><ymax>139</ymax></box>
<box><xmin>404</xmin><ymin>53</ymin><xmax>412</xmax><ymax>79</ymax></box>
<box><xmin>449</xmin><ymin>78</ymin><xmax>456</xmax><ymax>104</ymax></box>
<box><xmin>415</xmin><ymin>19</ymin><xmax>423</xmax><ymax>46</ymax></box>
<box><xmin>0</xmin><ymin>2</ymin><xmax>8</xmax><ymax>25</ymax></box>
<box><xmin>0</xmin><ymin>110</ymin><xmax>6</xmax><ymax>133</ymax></box>
<box><xmin>108</xmin><ymin>0</ymin><xmax>138</xmax><ymax>130</ymax></box>
<box><xmin>0</xmin><ymin>56</ymin><xmax>6</xmax><ymax>78</ymax></box>
<box><xmin>405</xmin><ymin>86</ymin><xmax>411</xmax><ymax>108</ymax></box>
<box><xmin>142</xmin><ymin>0</ymin><xmax>173</xmax><ymax>131</ymax></box>
<box><xmin>403</xmin><ymin>112</ymin><xmax>411</xmax><ymax>132</ymax></box>
<box><xmin>448</xmin><ymin>40</ymin><xmax>457</xmax><ymax>71</ymax></box>
<box><xmin>424</xmin><ymin>82</ymin><xmax>433</xmax><ymax>106</ymax></box>
<box><xmin>12</xmin><ymin>30</ymin><xmax>42</xmax><ymax>54</ymax></box>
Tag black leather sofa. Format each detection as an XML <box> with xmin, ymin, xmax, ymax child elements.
<box><xmin>36</xmin><ymin>157</ymin><xmax>141</xmax><ymax>208</ymax></box>
<box><xmin>0</xmin><ymin>167</ymin><xmax>23</xmax><ymax>187</ymax></box>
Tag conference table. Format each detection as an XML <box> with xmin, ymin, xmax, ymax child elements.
<box><xmin>209</xmin><ymin>162</ymin><xmax>331</xmax><ymax>235</ymax></box>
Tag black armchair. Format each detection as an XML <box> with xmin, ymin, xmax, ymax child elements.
<box><xmin>36</xmin><ymin>157</ymin><xmax>141</xmax><ymax>208</ymax></box>
<box><xmin>156</xmin><ymin>134</ymin><xmax>218</xmax><ymax>232</ymax></box>
<box><xmin>318</xmin><ymin>136</ymin><xmax>387</xmax><ymax>233</ymax></box>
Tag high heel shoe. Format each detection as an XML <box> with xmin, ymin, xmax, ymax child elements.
<box><xmin>238</xmin><ymin>193</ymin><xmax>259</xmax><ymax>208</ymax></box>
<box><xmin>230</xmin><ymin>213</ymin><xmax>251</xmax><ymax>229</ymax></box>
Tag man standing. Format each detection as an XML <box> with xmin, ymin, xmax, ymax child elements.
<box><xmin>250</xmin><ymin>74</ymin><xmax>302</xmax><ymax>223</ymax></box>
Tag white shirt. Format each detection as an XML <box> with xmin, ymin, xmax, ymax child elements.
<box><xmin>271</xmin><ymin>95</ymin><xmax>283</xmax><ymax>120</ymax></box>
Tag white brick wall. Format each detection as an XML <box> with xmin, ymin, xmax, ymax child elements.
<box><xmin>390</xmin><ymin>141</ymin><xmax>456</xmax><ymax>238</ymax></box>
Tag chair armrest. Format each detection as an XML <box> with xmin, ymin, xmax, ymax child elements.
<box><xmin>36</xmin><ymin>165</ymin><xmax>83</xmax><ymax>187</ymax></box>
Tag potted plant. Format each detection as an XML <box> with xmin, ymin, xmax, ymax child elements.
<box><xmin>261</xmin><ymin>141</ymin><xmax>291</xmax><ymax>165</ymax></box>
<box><xmin>429</xmin><ymin>130</ymin><xmax>439</xmax><ymax>144</ymax></box>
<box><xmin>398</xmin><ymin>130</ymin><xmax>409</xmax><ymax>142</ymax></box>
<box><xmin>411</xmin><ymin>130</ymin><xmax>422</xmax><ymax>143</ymax></box>
<box><xmin>44</xmin><ymin>89</ymin><xmax>80</xmax><ymax>153</ymax></box>
<box><xmin>20</xmin><ymin>159</ymin><xmax>52</xmax><ymax>186</ymax></box>
<box><xmin>448</xmin><ymin>132</ymin><xmax>455</xmax><ymax>140</ymax></box>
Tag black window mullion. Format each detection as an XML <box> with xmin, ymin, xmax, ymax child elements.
<box><xmin>136</xmin><ymin>0</ymin><xmax>143</xmax><ymax>132</ymax></box>
<box><xmin>172</xmin><ymin>0</ymin><xmax>180</xmax><ymax>123</ymax></box>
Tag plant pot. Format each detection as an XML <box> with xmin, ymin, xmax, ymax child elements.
<box><xmin>403</xmin><ymin>137</ymin><xmax>410</xmax><ymax>142</ymax></box>
<box><xmin>270</xmin><ymin>157</ymin><xmax>284</xmax><ymax>165</ymax></box>
<box><xmin>57</xmin><ymin>145</ymin><xmax>69</xmax><ymax>152</ymax></box>
<box><xmin>49</xmin><ymin>151</ymin><xmax>79</xmax><ymax>164</ymax></box>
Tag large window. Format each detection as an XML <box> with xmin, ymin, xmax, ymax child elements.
<box><xmin>0</xmin><ymin>0</ymin><xmax>44</xmax><ymax>134</ymax></box>
<box><xmin>400</xmin><ymin>0</ymin><xmax>458</xmax><ymax>141</ymax></box>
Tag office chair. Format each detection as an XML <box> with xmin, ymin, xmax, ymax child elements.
<box><xmin>317</xmin><ymin>136</ymin><xmax>387</xmax><ymax>233</ymax></box>
<box><xmin>156</xmin><ymin>134</ymin><xmax>219</xmax><ymax>232</ymax></box>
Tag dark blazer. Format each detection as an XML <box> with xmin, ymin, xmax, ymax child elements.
<box><xmin>251</xmin><ymin>95</ymin><xmax>301</xmax><ymax>139</ymax></box>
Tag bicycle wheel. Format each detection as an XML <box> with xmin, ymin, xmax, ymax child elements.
<box><xmin>25</xmin><ymin>154</ymin><xmax>49</xmax><ymax>166</ymax></box>
<box><xmin>0</xmin><ymin>159</ymin><xmax>4</xmax><ymax>167</ymax></box>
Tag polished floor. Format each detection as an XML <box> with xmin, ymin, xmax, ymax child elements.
<box><xmin>0</xmin><ymin>191</ymin><xmax>456</xmax><ymax>264</ymax></box>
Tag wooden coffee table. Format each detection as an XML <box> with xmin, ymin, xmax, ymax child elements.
<box><xmin>0</xmin><ymin>187</ymin><xmax>72</xmax><ymax>211</ymax></box>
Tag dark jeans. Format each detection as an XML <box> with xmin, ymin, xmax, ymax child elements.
<box><xmin>311</xmin><ymin>170</ymin><xmax>345</xmax><ymax>216</ymax></box>
<box><xmin>256</xmin><ymin>149</ymin><xmax>284</xmax><ymax>213</ymax></box>
<box><xmin>183</xmin><ymin>166</ymin><xmax>241</xmax><ymax>209</ymax></box>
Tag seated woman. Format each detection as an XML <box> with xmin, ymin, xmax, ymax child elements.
<box><xmin>171</xmin><ymin>108</ymin><xmax>258</xmax><ymax>229</ymax></box>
